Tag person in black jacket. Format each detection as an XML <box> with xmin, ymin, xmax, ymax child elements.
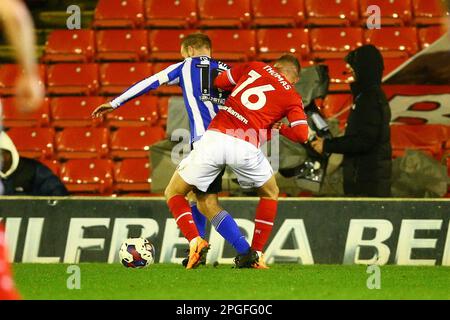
<box><xmin>311</xmin><ymin>45</ymin><xmax>392</xmax><ymax>197</ymax></box>
<box><xmin>0</xmin><ymin>131</ymin><xmax>69</xmax><ymax>196</ymax></box>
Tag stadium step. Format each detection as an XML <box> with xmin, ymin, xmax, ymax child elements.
<box><xmin>0</xmin><ymin>45</ymin><xmax>44</xmax><ymax>64</ymax></box>
<box><xmin>37</xmin><ymin>11</ymin><xmax>94</xmax><ymax>29</ymax></box>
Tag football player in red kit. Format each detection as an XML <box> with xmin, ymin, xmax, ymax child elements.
<box><xmin>0</xmin><ymin>0</ymin><xmax>44</xmax><ymax>299</ymax></box>
<box><xmin>164</xmin><ymin>55</ymin><xmax>309</xmax><ymax>269</ymax></box>
<box><xmin>0</xmin><ymin>223</ymin><xmax>20</xmax><ymax>300</ymax></box>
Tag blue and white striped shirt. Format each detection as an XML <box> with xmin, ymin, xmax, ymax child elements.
<box><xmin>110</xmin><ymin>56</ymin><xmax>229</xmax><ymax>143</ymax></box>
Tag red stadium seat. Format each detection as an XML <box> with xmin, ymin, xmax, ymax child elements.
<box><xmin>413</xmin><ymin>0</ymin><xmax>450</xmax><ymax>25</ymax></box>
<box><xmin>148</xmin><ymin>29</ymin><xmax>195</xmax><ymax>61</ymax></box>
<box><xmin>43</xmin><ymin>30</ymin><xmax>95</xmax><ymax>63</ymax></box>
<box><xmin>204</xmin><ymin>30</ymin><xmax>256</xmax><ymax>61</ymax></box>
<box><xmin>47</xmin><ymin>63</ymin><xmax>99</xmax><ymax>95</ymax></box>
<box><xmin>6</xmin><ymin>127</ymin><xmax>54</xmax><ymax>159</ymax></box>
<box><xmin>93</xmin><ymin>0</ymin><xmax>145</xmax><ymax>28</ymax></box>
<box><xmin>151</xmin><ymin>63</ymin><xmax>183</xmax><ymax>95</ymax></box>
<box><xmin>110</xmin><ymin>126</ymin><xmax>165</xmax><ymax>158</ymax></box>
<box><xmin>106</xmin><ymin>96</ymin><xmax>159</xmax><ymax>127</ymax></box>
<box><xmin>418</xmin><ymin>25</ymin><xmax>448</xmax><ymax>49</ymax></box>
<box><xmin>321</xmin><ymin>60</ymin><xmax>352</xmax><ymax>91</ymax></box>
<box><xmin>251</xmin><ymin>0</ymin><xmax>305</xmax><ymax>27</ymax></box>
<box><xmin>257</xmin><ymin>28</ymin><xmax>310</xmax><ymax>61</ymax></box>
<box><xmin>390</xmin><ymin>124</ymin><xmax>448</xmax><ymax>159</ymax></box>
<box><xmin>198</xmin><ymin>0</ymin><xmax>251</xmax><ymax>28</ymax></box>
<box><xmin>322</xmin><ymin>94</ymin><xmax>352</xmax><ymax>118</ymax></box>
<box><xmin>145</xmin><ymin>0</ymin><xmax>197</xmax><ymax>28</ymax></box>
<box><xmin>114</xmin><ymin>158</ymin><xmax>151</xmax><ymax>192</ymax></box>
<box><xmin>359</xmin><ymin>0</ymin><xmax>413</xmax><ymax>26</ymax></box>
<box><xmin>0</xmin><ymin>64</ymin><xmax>46</xmax><ymax>96</ymax></box>
<box><xmin>364</xmin><ymin>27</ymin><xmax>419</xmax><ymax>58</ymax></box>
<box><xmin>310</xmin><ymin>28</ymin><xmax>363</xmax><ymax>59</ymax></box>
<box><xmin>56</xmin><ymin>127</ymin><xmax>109</xmax><ymax>159</ymax></box>
<box><xmin>99</xmin><ymin>62</ymin><xmax>153</xmax><ymax>95</ymax></box>
<box><xmin>60</xmin><ymin>159</ymin><xmax>113</xmax><ymax>194</ymax></box>
<box><xmin>305</xmin><ymin>0</ymin><xmax>359</xmax><ymax>26</ymax></box>
<box><xmin>50</xmin><ymin>96</ymin><xmax>105</xmax><ymax>128</ymax></box>
<box><xmin>96</xmin><ymin>30</ymin><xmax>149</xmax><ymax>62</ymax></box>
<box><xmin>1</xmin><ymin>97</ymin><xmax>50</xmax><ymax>127</ymax></box>
<box><xmin>157</xmin><ymin>96</ymin><xmax>169</xmax><ymax>127</ymax></box>
<box><xmin>41</xmin><ymin>159</ymin><xmax>61</xmax><ymax>176</ymax></box>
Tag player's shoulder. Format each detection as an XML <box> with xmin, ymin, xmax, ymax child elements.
<box><xmin>165</xmin><ymin>59</ymin><xmax>186</xmax><ymax>69</ymax></box>
<box><xmin>284</xmin><ymin>86</ymin><xmax>303</xmax><ymax>105</ymax></box>
<box><xmin>190</xmin><ymin>56</ymin><xmax>230</xmax><ymax>71</ymax></box>
<box><xmin>211</xmin><ymin>58</ymin><xmax>230</xmax><ymax>71</ymax></box>
<box><xmin>247</xmin><ymin>61</ymin><xmax>268</xmax><ymax>70</ymax></box>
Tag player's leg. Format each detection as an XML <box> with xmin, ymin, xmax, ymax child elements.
<box><xmin>196</xmin><ymin>191</ymin><xmax>252</xmax><ymax>258</ymax></box>
<box><xmin>165</xmin><ymin>171</ymin><xmax>199</xmax><ymax>243</ymax></box>
<box><xmin>194</xmin><ymin>168</ymin><xmax>225</xmax><ymax>221</ymax></box>
<box><xmin>165</xmin><ymin>171</ymin><xmax>210</xmax><ymax>269</ymax></box>
<box><xmin>188</xmin><ymin>168</ymin><xmax>225</xmax><ymax>239</ymax></box>
<box><xmin>181</xmin><ymin>189</ymin><xmax>219</xmax><ymax>268</ymax></box>
<box><xmin>187</xmin><ymin>192</ymin><xmax>207</xmax><ymax>239</ymax></box>
<box><xmin>228</xmin><ymin>137</ymin><xmax>277</xmax><ymax>268</ymax></box>
<box><xmin>167</xmin><ymin>132</ymin><xmax>228</xmax><ymax>268</ymax></box>
<box><xmin>185</xmin><ymin>144</ymin><xmax>226</xmax><ymax>241</ymax></box>
<box><xmin>252</xmin><ymin>175</ymin><xmax>279</xmax><ymax>269</ymax></box>
<box><xmin>0</xmin><ymin>223</ymin><xmax>20</xmax><ymax>300</ymax></box>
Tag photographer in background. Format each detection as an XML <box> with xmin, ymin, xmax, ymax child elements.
<box><xmin>311</xmin><ymin>45</ymin><xmax>392</xmax><ymax>197</ymax></box>
<box><xmin>0</xmin><ymin>131</ymin><xmax>68</xmax><ymax>196</ymax></box>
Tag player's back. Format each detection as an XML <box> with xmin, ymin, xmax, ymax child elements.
<box><xmin>177</xmin><ymin>56</ymin><xmax>229</xmax><ymax>142</ymax></box>
<box><xmin>210</xmin><ymin>61</ymin><xmax>304</xmax><ymax>145</ymax></box>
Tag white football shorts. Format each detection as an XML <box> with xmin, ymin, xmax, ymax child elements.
<box><xmin>177</xmin><ymin>130</ymin><xmax>273</xmax><ymax>192</ymax></box>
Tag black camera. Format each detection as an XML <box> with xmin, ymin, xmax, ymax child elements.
<box><xmin>279</xmin><ymin>64</ymin><xmax>331</xmax><ymax>193</ymax></box>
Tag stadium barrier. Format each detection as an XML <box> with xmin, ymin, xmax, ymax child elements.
<box><xmin>0</xmin><ymin>197</ymin><xmax>449</xmax><ymax>266</ymax></box>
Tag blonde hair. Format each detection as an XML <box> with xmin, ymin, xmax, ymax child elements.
<box><xmin>181</xmin><ymin>33</ymin><xmax>211</xmax><ymax>50</ymax></box>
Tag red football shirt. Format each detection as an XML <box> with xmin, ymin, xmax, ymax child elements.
<box><xmin>211</xmin><ymin>61</ymin><xmax>308</xmax><ymax>147</ymax></box>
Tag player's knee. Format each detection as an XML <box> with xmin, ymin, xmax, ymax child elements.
<box><xmin>270</xmin><ymin>185</ymin><xmax>280</xmax><ymax>200</ymax></box>
<box><xmin>164</xmin><ymin>185</ymin><xmax>176</xmax><ymax>201</ymax></box>
<box><xmin>163</xmin><ymin>187</ymin><xmax>171</xmax><ymax>200</ymax></box>
<box><xmin>196</xmin><ymin>201</ymin><xmax>208</xmax><ymax>216</ymax></box>
<box><xmin>260</xmin><ymin>185</ymin><xmax>279</xmax><ymax>200</ymax></box>
<box><xmin>197</xmin><ymin>195</ymin><xmax>222</xmax><ymax>219</ymax></box>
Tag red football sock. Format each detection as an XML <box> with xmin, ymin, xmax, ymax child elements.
<box><xmin>167</xmin><ymin>195</ymin><xmax>199</xmax><ymax>242</ymax></box>
<box><xmin>251</xmin><ymin>198</ymin><xmax>278</xmax><ymax>252</ymax></box>
<box><xmin>0</xmin><ymin>224</ymin><xmax>20</xmax><ymax>300</ymax></box>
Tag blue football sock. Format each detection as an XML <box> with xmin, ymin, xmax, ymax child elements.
<box><xmin>211</xmin><ymin>210</ymin><xmax>250</xmax><ymax>255</ymax></box>
<box><xmin>190</xmin><ymin>203</ymin><xmax>207</xmax><ymax>239</ymax></box>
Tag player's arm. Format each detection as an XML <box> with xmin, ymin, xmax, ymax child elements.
<box><xmin>0</xmin><ymin>0</ymin><xmax>44</xmax><ymax>112</ymax></box>
<box><xmin>214</xmin><ymin>63</ymin><xmax>248</xmax><ymax>92</ymax></box>
<box><xmin>323</xmin><ymin>98</ymin><xmax>381</xmax><ymax>154</ymax></box>
<box><xmin>92</xmin><ymin>61</ymin><xmax>183</xmax><ymax>118</ymax></box>
<box><xmin>279</xmin><ymin>105</ymin><xmax>309</xmax><ymax>144</ymax></box>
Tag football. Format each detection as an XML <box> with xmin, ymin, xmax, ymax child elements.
<box><xmin>119</xmin><ymin>238</ymin><xmax>156</xmax><ymax>268</ymax></box>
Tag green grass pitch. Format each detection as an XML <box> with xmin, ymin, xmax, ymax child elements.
<box><xmin>13</xmin><ymin>263</ymin><xmax>450</xmax><ymax>300</ymax></box>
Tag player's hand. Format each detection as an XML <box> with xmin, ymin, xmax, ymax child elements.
<box><xmin>15</xmin><ymin>73</ymin><xmax>44</xmax><ymax>113</ymax></box>
<box><xmin>92</xmin><ymin>103</ymin><xmax>114</xmax><ymax>118</ymax></box>
<box><xmin>272</xmin><ymin>121</ymin><xmax>284</xmax><ymax>130</ymax></box>
<box><xmin>311</xmin><ymin>136</ymin><xmax>324</xmax><ymax>154</ymax></box>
